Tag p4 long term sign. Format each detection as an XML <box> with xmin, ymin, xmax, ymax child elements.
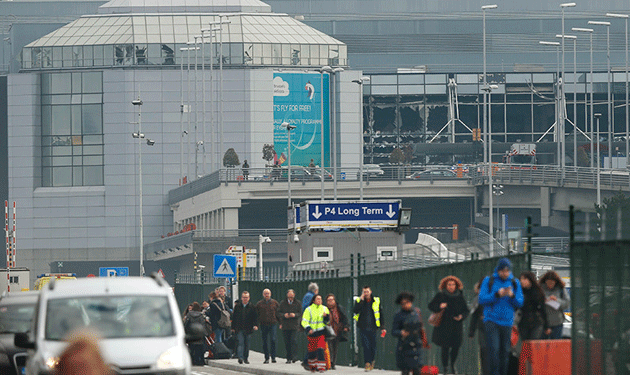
<box><xmin>299</xmin><ymin>200</ymin><xmax>401</xmax><ymax>230</ymax></box>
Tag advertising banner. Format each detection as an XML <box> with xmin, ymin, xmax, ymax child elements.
<box><xmin>273</xmin><ymin>72</ymin><xmax>329</xmax><ymax>168</ymax></box>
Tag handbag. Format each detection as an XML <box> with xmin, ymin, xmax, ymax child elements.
<box><xmin>428</xmin><ymin>309</ymin><xmax>444</xmax><ymax>327</ymax></box>
<box><xmin>324</xmin><ymin>325</ymin><xmax>337</xmax><ymax>341</ymax></box>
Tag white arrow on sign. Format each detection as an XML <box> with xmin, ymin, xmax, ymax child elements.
<box><xmin>386</xmin><ymin>204</ymin><xmax>396</xmax><ymax>218</ymax></box>
<box><xmin>312</xmin><ymin>205</ymin><xmax>322</xmax><ymax>219</ymax></box>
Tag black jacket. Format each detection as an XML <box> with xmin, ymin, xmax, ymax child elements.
<box><xmin>353</xmin><ymin>295</ymin><xmax>384</xmax><ymax>330</ymax></box>
<box><xmin>209</xmin><ymin>297</ymin><xmax>229</xmax><ymax>329</ymax></box>
<box><xmin>392</xmin><ymin>307</ymin><xmax>424</xmax><ymax>370</ymax></box>
<box><xmin>277</xmin><ymin>298</ymin><xmax>303</xmax><ymax>331</ymax></box>
<box><xmin>184</xmin><ymin>311</ymin><xmax>207</xmax><ymax>344</ymax></box>
<box><xmin>519</xmin><ymin>286</ymin><xmax>549</xmax><ymax>331</ymax></box>
<box><xmin>428</xmin><ymin>290</ymin><xmax>469</xmax><ymax>347</ymax></box>
<box><xmin>232</xmin><ymin>300</ymin><xmax>258</xmax><ymax>334</ymax></box>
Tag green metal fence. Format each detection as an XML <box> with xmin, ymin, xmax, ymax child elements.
<box><xmin>237</xmin><ymin>253</ymin><xmax>530</xmax><ymax>372</ymax></box>
<box><xmin>173</xmin><ymin>282</ymin><xmax>222</xmax><ymax>315</ymax></box>
<box><xmin>570</xmin><ymin>241</ymin><xmax>630</xmax><ymax>375</ymax></box>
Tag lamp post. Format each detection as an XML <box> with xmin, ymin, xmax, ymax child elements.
<box><xmin>131</xmin><ymin>96</ymin><xmax>155</xmax><ymax>276</ymax></box>
<box><xmin>482</xmin><ymin>4</ymin><xmax>498</xmax><ymax>169</ymax></box>
<box><xmin>283</xmin><ymin>122</ymin><xmax>296</xmax><ymax>207</ymax></box>
<box><xmin>589</xmin><ymin>21</ymin><xmax>612</xmax><ymax>168</ymax></box>
<box><xmin>331</xmin><ymin>67</ymin><xmax>344</xmax><ymax>201</ymax></box>
<box><xmin>540</xmin><ymin>41</ymin><xmax>561</xmax><ymax>165</ymax></box>
<box><xmin>557</xmin><ymin>34</ymin><xmax>577</xmax><ymax>166</ymax></box>
<box><xmin>258</xmin><ymin>235</ymin><xmax>271</xmax><ymax>281</ymax></box>
<box><xmin>202</xmin><ymin>25</ymin><xmax>221</xmax><ymax>171</ymax></box>
<box><xmin>216</xmin><ymin>17</ymin><xmax>231</xmax><ymax>169</ymax></box>
<box><xmin>352</xmin><ymin>77</ymin><xmax>370</xmax><ymax>201</ymax></box>
<box><xmin>607</xmin><ymin>13</ymin><xmax>629</xmax><ymax>166</ymax></box>
<box><xmin>560</xmin><ymin>3</ymin><xmax>576</xmax><ymax>169</ymax></box>
<box><xmin>318</xmin><ymin>66</ymin><xmax>333</xmax><ymax>201</ymax></box>
<box><xmin>595</xmin><ymin>113</ymin><xmax>602</xmax><ymax>205</ymax></box>
<box><xmin>492</xmin><ymin>184</ymin><xmax>504</xmax><ymax>246</ymax></box>
<box><xmin>573</xmin><ymin>27</ymin><xmax>594</xmax><ymax>167</ymax></box>
<box><xmin>482</xmin><ymin>84</ymin><xmax>498</xmax><ymax>256</ymax></box>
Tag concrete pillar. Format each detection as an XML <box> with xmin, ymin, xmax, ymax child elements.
<box><xmin>540</xmin><ymin>186</ymin><xmax>551</xmax><ymax>227</ymax></box>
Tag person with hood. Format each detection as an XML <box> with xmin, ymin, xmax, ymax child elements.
<box><xmin>428</xmin><ymin>276</ymin><xmax>469</xmax><ymax>375</ymax></box>
<box><xmin>478</xmin><ymin>258</ymin><xmax>524</xmax><ymax>375</ymax></box>
<box><xmin>392</xmin><ymin>291</ymin><xmax>428</xmax><ymax>375</ymax></box>
<box><xmin>539</xmin><ymin>270</ymin><xmax>570</xmax><ymax>340</ymax></box>
<box><xmin>183</xmin><ymin>302</ymin><xmax>207</xmax><ymax>365</ymax></box>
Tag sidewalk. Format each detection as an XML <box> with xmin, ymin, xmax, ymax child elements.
<box><xmin>201</xmin><ymin>351</ymin><xmax>400</xmax><ymax>375</ymax></box>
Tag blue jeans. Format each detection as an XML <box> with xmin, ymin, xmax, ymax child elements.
<box><xmin>237</xmin><ymin>331</ymin><xmax>251</xmax><ymax>361</ymax></box>
<box><xmin>360</xmin><ymin>328</ymin><xmax>378</xmax><ymax>365</ymax></box>
<box><xmin>260</xmin><ymin>324</ymin><xmax>277</xmax><ymax>360</ymax></box>
<box><xmin>484</xmin><ymin>321</ymin><xmax>512</xmax><ymax>375</ymax></box>
<box><xmin>214</xmin><ymin>327</ymin><xmax>224</xmax><ymax>343</ymax></box>
<box><xmin>543</xmin><ymin>325</ymin><xmax>564</xmax><ymax>340</ymax></box>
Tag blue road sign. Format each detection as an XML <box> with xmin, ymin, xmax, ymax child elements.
<box><xmin>305</xmin><ymin>200</ymin><xmax>400</xmax><ymax>229</ymax></box>
<box><xmin>213</xmin><ymin>254</ymin><xmax>237</xmax><ymax>278</ymax></box>
<box><xmin>99</xmin><ymin>267</ymin><xmax>129</xmax><ymax>277</ymax></box>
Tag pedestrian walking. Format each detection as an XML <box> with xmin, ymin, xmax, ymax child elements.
<box><xmin>468</xmin><ymin>278</ymin><xmax>490</xmax><ymax>375</ymax></box>
<box><xmin>392</xmin><ymin>291</ymin><xmax>429</xmax><ymax>375</ymax></box>
<box><xmin>256</xmin><ymin>288</ymin><xmax>280</xmax><ymax>363</ymax></box>
<box><xmin>478</xmin><ymin>258</ymin><xmax>524</xmax><ymax>375</ymax></box>
<box><xmin>353</xmin><ymin>285</ymin><xmax>386</xmax><ymax>371</ymax></box>
<box><xmin>302</xmin><ymin>294</ymin><xmax>330</xmax><ymax>372</ymax></box>
<box><xmin>517</xmin><ymin>271</ymin><xmax>548</xmax><ymax>341</ymax></box>
<box><xmin>232</xmin><ymin>291</ymin><xmax>258</xmax><ymax>364</ymax></box>
<box><xmin>303</xmin><ymin>282</ymin><xmax>319</xmax><ymax>310</ymax></box>
<box><xmin>539</xmin><ymin>270</ymin><xmax>570</xmax><ymax>340</ymax></box>
<box><xmin>428</xmin><ymin>276</ymin><xmax>469</xmax><ymax>375</ymax></box>
<box><xmin>325</xmin><ymin>293</ymin><xmax>349</xmax><ymax>369</ymax></box>
<box><xmin>277</xmin><ymin>289</ymin><xmax>302</xmax><ymax>363</ymax></box>
<box><xmin>210</xmin><ymin>292</ymin><xmax>230</xmax><ymax>343</ymax></box>
<box><xmin>183</xmin><ymin>302</ymin><xmax>207</xmax><ymax>366</ymax></box>
<box><xmin>242</xmin><ymin>159</ymin><xmax>250</xmax><ymax>180</ymax></box>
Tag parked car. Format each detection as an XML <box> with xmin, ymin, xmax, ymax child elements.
<box><xmin>15</xmin><ymin>275</ymin><xmax>197</xmax><ymax>375</ymax></box>
<box><xmin>0</xmin><ymin>291</ymin><xmax>38</xmax><ymax>375</ymax></box>
<box><xmin>405</xmin><ymin>169</ymin><xmax>457</xmax><ymax>179</ymax></box>
<box><xmin>357</xmin><ymin>164</ymin><xmax>385</xmax><ymax>179</ymax></box>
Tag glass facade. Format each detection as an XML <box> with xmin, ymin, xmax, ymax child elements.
<box><xmin>21</xmin><ymin>14</ymin><xmax>347</xmax><ymax>70</ymax></box>
<box><xmin>363</xmin><ymin>72</ymin><xmax>622</xmax><ymax>164</ymax></box>
<box><xmin>41</xmin><ymin>71</ymin><xmax>104</xmax><ymax>187</ymax></box>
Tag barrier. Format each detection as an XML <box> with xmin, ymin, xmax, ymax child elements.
<box><xmin>519</xmin><ymin>339</ymin><xmax>602</xmax><ymax>375</ymax></box>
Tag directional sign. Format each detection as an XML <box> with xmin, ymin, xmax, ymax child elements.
<box><xmin>213</xmin><ymin>254</ymin><xmax>237</xmax><ymax>278</ymax></box>
<box><xmin>304</xmin><ymin>200</ymin><xmax>401</xmax><ymax>229</ymax></box>
<box><xmin>99</xmin><ymin>267</ymin><xmax>129</xmax><ymax>277</ymax></box>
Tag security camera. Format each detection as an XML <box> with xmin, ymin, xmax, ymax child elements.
<box><xmin>198</xmin><ymin>265</ymin><xmax>206</xmax><ymax>269</ymax></box>
<box><xmin>265</xmin><ymin>237</ymin><xmax>272</xmax><ymax>244</ymax></box>
<box><xmin>146</xmin><ymin>139</ymin><xmax>155</xmax><ymax>146</ymax></box>
<box><xmin>131</xmin><ymin>98</ymin><xmax>143</xmax><ymax>106</ymax></box>
<box><xmin>293</xmin><ymin>234</ymin><xmax>299</xmax><ymax>243</ymax></box>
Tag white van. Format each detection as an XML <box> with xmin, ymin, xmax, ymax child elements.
<box><xmin>15</xmin><ymin>275</ymin><xmax>194</xmax><ymax>375</ymax></box>
<box><xmin>358</xmin><ymin>164</ymin><xmax>385</xmax><ymax>178</ymax></box>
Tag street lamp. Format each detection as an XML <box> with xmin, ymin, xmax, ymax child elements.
<box><xmin>573</xmin><ymin>27</ymin><xmax>594</xmax><ymax>167</ymax></box>
<box><xmin>557</xmin><ymin>34</ymin><xmax>577</xmax><ymax>166</ymax></box>
<box><xmin>283</xmin><ymin>121</ymin><xmax>296</xmax><ymax>207</ymax></box>
<box><xmin>352</xmin><ymin>76</ymin><xmax>370</xmax><ymax>201</ymax></box>
<box><xmin>595</xmin><ymin>113</ymin><xmax>602</xmax><ymax>206</ymax></box>
<box><xmin>258</xmin><ymin>235</ymin><xmax>271</xmax><ymax>281</ymax></box>
<box><xmin>318</xmin><ymin>66</ymin><xmax>333</xmax><ymax>201</ymax></box>
<box><xmin>482</xmin><ymin>84</ymin><xmax>498</xmax><ymax>256</ymax></box>
<box><xmin>560</xmin><ymin>3</ymin><xmax>576</xmax><ymax>169</ymax></box>
<box><xmin>214</xmin><ymin>17</ymin><xmax>231</xmax><ymax>170</ymax></box>
<box><xmin>482</xmin><ymin>4</ymin><xmax>498</xmax><ymax>168</ymax></box>
<box><xmin>201</xmin><ymin>27</ymin><xmax>221</xmax><ymax>173</ymax></box>
<box><xmin>589</xmin><ymin>20</ymin><xmax>612</xmax><ymax>168</ymax></box>
<box><xmin>330</xmin><ymin>67</ymin><xmax>344</xmax><ymax>201</ymax></box>
<box><xmin>607</xmin><ymin>13</ymin><xmax>629</xmax><ymax>166</ymax></box>
<box><xmin>131</xmin><ymin>96</ymin><xmax>155</xmax><ymax>277</ymax></box>
<box><xmin>540</xmin><ymin>41</ymin><xmax>561</xmax><ymax>166</ymax></box>
<box><xmin>492</xmin><ymin>184</ymin><xmax>504</xmax><ymax>246</ymax></box>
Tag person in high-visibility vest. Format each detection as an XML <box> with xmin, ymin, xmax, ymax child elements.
<box><xmin>353</xmin><ymin>286</ymin><xmax>386</xmax><ymax>371</ymax></box>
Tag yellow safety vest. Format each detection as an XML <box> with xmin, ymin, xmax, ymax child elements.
<box><xmin>301</xmin><ymin>304</ymin><xmax>330</xmax><ymax>332</ymax></box>
<box><xmin>353</xmin><ymin>296</ymin><xmax>381</xmax><ymax>328</ymax></box>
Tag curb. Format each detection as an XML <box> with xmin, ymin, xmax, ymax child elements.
<box><xmin>203</xmin><ymin>359</ymin><xmax>304</xmax><ymax>375</ymax></box>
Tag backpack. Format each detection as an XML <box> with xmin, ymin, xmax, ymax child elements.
<box><xmin>213</xmin><ymin>302</ymin><xmax>232</xmax><ymax>329</ymax></box>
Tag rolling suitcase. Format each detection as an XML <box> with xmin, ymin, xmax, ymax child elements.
<box><xmin>209</xmin><ymin>341</ymin><xmax>232</xmax><ymax>360</ymax></box>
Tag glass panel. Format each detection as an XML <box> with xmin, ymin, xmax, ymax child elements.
<box><xmin>42</xmin><ymin>167</ymin><xmax>52</xmax><ymax>187</ymax></box>
<box><xmin>83</xmin><ymin>45</ymin><xmax>94</xmax><ymax>67</ymax></box>
<box><xmin>93</xmin><ymin>45</ymin><xmax>104</xmax><ymax>66</ymax></box>
<box><xmin>135</xmin><ymin>44</ymin><xmax>147</xmax><ymax>65</ymax></box>
<box><xmin>83</xmin><ymin>145</ymin><xmax>103</xmax><ymax>155</ymax></box>
<box><xmin>73</xmin><ymin>167</ymin><xmax>83</xmax><ymax>186</ymax></box>
<box><xmin>83</xmin><ymin>72</ymin><xmax>102</xmax><ymax>93</ymax></box>
<box><xmin>71</xmin><ymin>95</ymin><xmax>81</xmax><ymax>105</ymax></box>
<box><xmin>82</xmin><ymin>104</ymin><xmax>102</xmax><ymax>134</ymax></box>
<box><xmin>42</xmin><ymin>146</ymin><xmax>52</xmax><ymax>156</ymax></box>
<box><xmin>52</xmin><ymin>156</ymin><xmax>72</xmax><ymax>166</ymax></box>
<box><xmin>84</xmin><ymin>166</ymin><xmax>103</xmax><ymax>186</ymax></box>
<box><xmin>370</xmin><ymin>75</ymin><xmax>397</xmax><ymax>85</ymax></box>
<box><xmin>51</xmin><ymin>106</ymin><xmax>71</xmax><ymax>134</ymax></box>
<box><xmin>83</xmin><ymin>156</ymin><xmax>103</xmax><ymax>165</ymax></box>
<box><xmin>43</xmin><ymin>47</ymin><xmax>53</xmax><ymax>68</ymax></box>
<box><xmin>41</xmin><ymin>74</ymin><xmax>52</xmax><ymax>94</ymax></box>
<box><xmin>42</xmin><ymin>156</ymin><xmax>52</xmax><ymax>167</ymax></box>
<box><xmin>398</xmin><ymin>74</ymin><xmax>424</xmax><ymax>85</ymax></box>
<box><xmin>103</xmin><ymin>45</ymin><xmax>114</xmax><ymax>66</ymax></box>
<box><xmin>42</xmin><ymin>106</ymin><xmax>52</xmax><ymax>136</ymax></box>
<box><xmin>62</xmin><ymin>47</ymin><xmax>73</xmax><ymax>67</ymax></box>
<box><xmin>83</xmin><ymin>135</ymin><xmax>103</xmax><ymax>145</ymax></box>
<box><xmin>52</xmin><ymin>146</ymin><xmax>72</xmax><ymax>156</ymax></box>
<box><xmin>161</xmin><ymin>44</ymin><xmax>175</xmax><ymax>65</ymax></box>
<box><xmin>52</xmin><ymin>167</ymin><xmax>72</xmax><ymax>187</ymax></box>
<box><xmin>51</xmin><ymin>95</ymin><xmax>71</xmax><ymax>105</ymax></box>
<box><xmin>72</xmin><ymin>46</ymin><xmax>83</xmax><ymax>67</ymax></box>
<box><xmin>51</xmin><ymin>73</ymin><xmax>71</xmax><ymax>94</ymax></box>
<box><xmin>425</xmin><ymin>74</ymin><xmax>446</xmax><ymax>84</ymax></box>
<box><xmin>71</xmin><ymin>106</ymin><xmax>82</xmax><ymax>135</ymax></box>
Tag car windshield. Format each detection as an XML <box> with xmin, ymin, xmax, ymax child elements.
<box><xmin>0</xmin><ymin>303</ymin><xmax>35</xmax><ymax>333</ymax></box>
<box><xmin>45</xmin><ymin>295</ymin><xmax>174</xmax><ymax>340</ymax></box>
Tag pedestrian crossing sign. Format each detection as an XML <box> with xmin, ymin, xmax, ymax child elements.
<box><xmin>213</xmin><ymin>254</ymin><xmax>237</xmax><ymax>278</ymax></box>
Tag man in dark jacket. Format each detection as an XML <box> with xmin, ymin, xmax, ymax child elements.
<box><xmin>232</xmin><ymin>291</ymin><xmax>258</xmax><ymax>364</ymax></box>
<box><xmin>353</xmin><ymin>286</ymin><xmax>386</xmax><ymax>371</ymax></box>
<box><xmin>277</xmin><ymin>289</ymin><xmax>303</xmax><ymax>363</ymax></box>
<box><xmin>479</xmin><ymin>258</ymin><xmax>524</xmax><ymax>375</ymax></box>
<box><xmin>255</xmin><ymin>288</ymin><xmax>280</xmax><ymax>363</ymax></box>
